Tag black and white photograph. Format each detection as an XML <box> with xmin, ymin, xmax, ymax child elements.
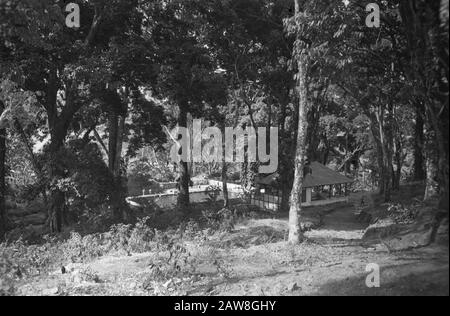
<box><xmin>0</xmin><ymin>0</ymin><xmax>448</xmax><ymax>299</ymax></box>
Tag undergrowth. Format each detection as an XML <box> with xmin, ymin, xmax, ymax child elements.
<box><xmin>0</xmin><ymin>207</ymin><xmax>245</xmax><ymax>296</ymax></box>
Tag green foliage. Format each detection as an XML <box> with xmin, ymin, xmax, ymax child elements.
<box><xmin>36</xmin><ymin>139</ymin><xmax>114</xmax><ymax>222</ymax></box>
<box><xmin>0</xmin><ymin>216</ymin><xmax>159</xmax><ymax>292</ymax></box>
<box><xmin>63</xmin><ymin>218</ymin><xmax>156</xmax><ymax>263</ymax></box>
<box><xmin>0</xmin><ymin>236</ymin><xmax>64</xmax><ymax>295</ymax></box>
<box><xmin>387</xmin><ymin>203</ymin><xmax>419</xmax><ymax>225</ymax></box>
<box><xmin>202</xmin><ymin>208</ymin><xmax>235</xmax><ymax>233</ymax></box>
<box><xmin>127</xmin><ymin>96</ymin><xmax>168</xmax><ymax>157</ymax></box>
<box><xmin>0</xmin><ymin>0</ymin><xmax>447</xmax><ymax>249</ymax></box>
<box><xmin>145</xmin><ymin>239</ymin><xmax>195</xmax><ymax>284</ymax></box>
<box><xmin>0</xmin><ymin>79</ymin><xmax>39</xmax><ymax>129</ymax></box>
<box><xmin>5</xmin><ymin>134</ymin><xmax>38</xmax><ymax>193</ymax></box>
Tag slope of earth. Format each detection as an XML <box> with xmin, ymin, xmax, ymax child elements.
<box><xmin>14</xmin><ymin>189</ymin><xmax>449</xmax><ymax>296</ymax></box>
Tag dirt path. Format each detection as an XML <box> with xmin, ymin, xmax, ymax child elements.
<box><xmin>194</xmin><ymin>200</ymin><xmax>448</xmax><ymax>296</ymax></box>
<box><xmin>305</xmin><ymin>203</ymin><xmax>367</xmax><ymax>241</ymax></box>
<box><xmin>207</xmin><ymin>199</ymin><xmax>449</xmax><ymax>296</ymax></box>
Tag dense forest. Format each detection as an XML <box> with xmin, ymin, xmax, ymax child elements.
<box><xmin>0</xmin><ymin>0</ymin><xmax>448</xmax><ymax>297</ymax></box>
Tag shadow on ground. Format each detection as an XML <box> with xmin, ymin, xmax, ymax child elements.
<box><xmin>313</xmin><ymin>262</ymin><xmax>449</xmax><ymax>296</ymax></box>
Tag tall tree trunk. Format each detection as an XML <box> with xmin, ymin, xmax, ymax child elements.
<box><xmin>437</xmin><ymin>152</ymin><xmax>449</xmax><ymax>210</ymax></box>
<box><xmin>221</xmin><ymin>123</ymin><xmax>229</xmax><ymax>208</ymax></box>
<box><xmin>49</xmin><ymin>188</ymin><xmax>64</xmax><ymax>233</ymax></box>
<box><xmin>289</xmin><ymin>53</ymin><xmax>308</xmax><ymax>244</ymax></box>
<box><xmin>240</xmin><ymin>124</ymin><xmax>258</xmax><ymax>192</ymax></box>
<box><xmin>108</xmin><ymin>109</ymin><xmax>120</xmax><ymax>220</ymax></box>
<box><xmin>392</xmin><ymin>131</ymin><xmax>403</xmax><ymax>191</ymax></box>
<box><xmin>115</xmin><ymin>114</ymin><xmax>126</xmax><ymax>216</ymax></box>
<box><xmin>424</xmin><ymin>154</ymin><xmax>439</xmax><ymax>201</ymax></box>
<box><xmin>0</xmin><ymin>119</ymin><xmax>6</xmax><ymax>240</ymax></box>
<box><xmin>376</xmin><ymin>109</ymin><xmax>393</xmax><ymax>203</ymax></box>
<box><xmin>48</xmin><ymin>135</ymin><xmax>66</xmax><ymax>233</ymax></box>
<box><xmin>43</xmin><ymin>72</ymin><xmax>67</xmax><ymax>233</ymax></box>
<box><xmin>108</xmin><ymin>110</ymin><xmax>119</xmax><ymax>174</ymax></box>
<box><xmin>380</xmin><ymin>140</ymin><xmax>393</xmax><ymax>202</ymax></box>
<box><xmin>221</xmin><ymin>158</ymin><xmax>229</xmax><ymax>208</ymax></box>
<box><xmin>278</xmin><ymin>96</ymin><xmax>292</xmax><ymax>213</ymax></box>
<box><xmin>108</xmin><ymin>108</ymin><xmax>127</xmax><ymax>221</ymax></box>
<box><xmin>370</xmin><ymin>126</ymin><xmax>385</xmax><ymax>196</ymax></box>
<box><xmin>426</xmin><ymin>103</ymin><xmax>449</xmax><ymax>210</ymax></box>
<box><xmin>177</xmin><ymin>105</ymin><xmax>190</xmax><ymax>210</ymax></box>
<box><xmin>399</xmin><ymin>0</ymin><xmax>449</xmax><ymax>210</ymax></box>
<box><xmin>393</xmin><ymin>157</ymin><xmax>402</xmax><ymax>191</ymax></box>
<box><xmin>222</xmin><ymin>161</ymin><xmax>230</xmax><ymax>208</ymax></box>
<box><xmin>368</xmin><ymin>113</ymin><xmax>390</xmax><ymax>200</ymax></box>
<box><xmin>240</xmin><ymin>158</ymin><xmax>248</xmax><ymax>190</ymax></box>
<box><xmin>413</xmin><ymin>103</ymin><xmax>426</xmax><ymax>181</ymax></box>
<box><xmin>377</xmin><ymin>149</ymin><xmax>386</xmax><ymax>196</ymax></box>
<box><xmin>288</xmin><ymin>0</ymin><xmax>308</xmax><ymax>244</ymax></box>
<box><xmin>277</xmin><ymin>84</ymin><xmax>296</xmax><ymax>213</ymax></box>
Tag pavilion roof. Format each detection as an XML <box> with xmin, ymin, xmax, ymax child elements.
<box><xmin>257</xmin><ymin>162</ymin><xmax>354</xmax><ymax>188</ymax></box>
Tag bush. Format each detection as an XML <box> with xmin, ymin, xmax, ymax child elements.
<box><xmin>62</xmin><ymin>217</ymin><xmax>157</xmax><ymax>263</ymax></box>
<box><xmin>62</xmin><ymin>232</ymin><xmax>105</xmax><ymax>263</ymax></box>
<box><xmin>145</xmin><ymin>241</ymin><xmax>194</xmax><ymax>284</ymax></box>
<box><xmin>128</xmin><ymin>218</ymin><xmax>156</xmax><ymax>253</ymax></box>
<box><xmin>387</xmin><ymin>203</ymin><xmax>419</xmax><ymax>224</ymax></box>
<box><xmin>0</xmin><ymin>214</ymin><xmax>224</xmax><ymax>296</ymax></box>
<box><xmin>0</xmin><ymin>216</ymin><xmax>159</xmax><ymax>289</ymax></box>
<box><xmin>0</xmin><ymin>236</ymin><xmax>66</xmax><ymax>295</ymax></box>
<box><xmin>201</xmin><ymin>208</ymin><xmax>235</xmax><ymax>233</ymax></box>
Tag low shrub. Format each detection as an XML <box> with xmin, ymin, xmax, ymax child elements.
<box><xmin>387</xmin><ymin>203</ymin><xmax>419</xmax><ymax>224</ymax></box>
<box><xmin>201</xmin><ymin>208</ymin><xmax>235</xmax><ymax>232</ymax></box>
<box><xmin>0</xmin><ymin>209</ymin><xmax>237</xmax><ymax>296</ymax></box>
<box><xmin>0</xmin><ymin>236</ymin><xmax>65</xmax><ymax>295</ymax></box>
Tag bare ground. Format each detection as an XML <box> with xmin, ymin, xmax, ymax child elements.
<box><xmin>15</xmin><ymin>190</ymin><xmax>449</xmax><ymax>296</ymax></box>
